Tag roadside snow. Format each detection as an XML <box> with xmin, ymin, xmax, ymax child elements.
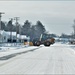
<box><xmin>0</xmin><ymin>43</ymin><xmax>40</xmax><ymax>58</ymax></box>
<box><xmin>0</xmin><ymin>43</ymin><xmax>27</xmax><ymax>52</ymax></box>
<box><xmin>65</xmin><ymin>43</ymin><xmax>75</xmax><ymax>50</ymax></box>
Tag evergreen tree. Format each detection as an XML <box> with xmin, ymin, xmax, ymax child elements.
<box><xmin>1</xmin><ymin>21</ymin><xmax>6</xmax><ymax>30</ymax></box>
<box><xmin>35</xmin><ymin>21</ymin><xmax>46</xmax><ymax>38</ymax></box>
<box><xmin>29</xmin><ymin>25</ymin><xmax>37</xmax><ymax>40</ymax></box>
<box><xmin>5</xmin><ymin>20</ymin><xmax>14</xmax><ymax>31</ymax></box>
<box><xmin>22</xmin><ymin>20</ymin><xmax>31</xmax><ymax>36</ymax></box>
<box><xmin>5</xmin><ymin>20</ymin><xmax>14</xmax><ymax>40</ymax></box>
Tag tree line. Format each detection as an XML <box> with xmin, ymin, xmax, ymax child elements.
<box><xmin>2</xmin><ymin>20</ymin><xmax>73</xmax><ymax>41</ymax></box>
<box><xmin>1</xmin><ymin>20</ymin><xmax>46</xmax><ymax>40</ymax></box>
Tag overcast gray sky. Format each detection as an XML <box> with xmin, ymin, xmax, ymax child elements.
<box><xmin>0</xmin><ymin>1</ymin><xmax>75</xmax><ymax>35</ymax></box>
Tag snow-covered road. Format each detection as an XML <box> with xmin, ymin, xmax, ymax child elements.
<box><xmin>0</xmin><ymin>43</ymin><xmax>75</xmax><ymax>74</ymax></box>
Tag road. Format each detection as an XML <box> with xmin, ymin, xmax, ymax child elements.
<box><xmin>0</xmin><ymin>43</ymin><xmax>75</xmax><ymax>74</ymax></box>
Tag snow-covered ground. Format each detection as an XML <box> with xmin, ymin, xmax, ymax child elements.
<box><xmin>0</xmin><ymin>43</ymin><xmax>75</xmax><ymax>74</ymax></box>
<box><xmin>57</xmin><ymin>42</ymin><xmax>75</xmax><ymax>50</ymax></box>
<box><xmin>67</xmin><ymin>44</ymin><xmax>75</xmax><ymax>50</ymax></box>
<box><xmin>0</xmin><ymin>43</ymin><xmax>26</xmax><ymax>53</ymax></box>
<box><xmin>0</xmin><ymin>43</ymin><xmax>40</xmax><ymax>58</ymax></box>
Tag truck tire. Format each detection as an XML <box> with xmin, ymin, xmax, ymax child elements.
<box><xmin>36</xmin><ymin>41</ymin><xmax>40</xmax><ymax>46</ymax></box>
<box><xmin>33</xmin><ymin>41</ymin><xmax>37</xmax><ymax>46</ymax></box>
<box><xmin>44</xmin><ymin>41</ymin><xmax>50</xmax><ymax>46</ymax></box>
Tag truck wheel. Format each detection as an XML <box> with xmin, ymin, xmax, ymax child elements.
<box><xmin>36</xmin><ymin>41</ymin><xmax>40</xmax><ymax>46</ymax></box>
<box><xmin>33</xmin><ymin>42</ymin><xmax>37</xmax><ymax>46</ymax></box>
<box><xmin>44</xmin><ymin>41</ymin><xmax>50</xmax><ymax>46</ymax></box>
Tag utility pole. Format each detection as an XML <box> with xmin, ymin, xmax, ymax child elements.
<box><xmin>14</xmin><ymin>17</ymin><xmax>19</xmax><ymax>43</ymax></box>
<box><xmin>0</xmin><ymin>12</ymin><xmax>5</xmax><ymax>43</ymax></box>
<box><xmin>19</xmin><ymin>24</ymin><xmax>21</xmax><ymax>43</ymax></box>
<box><xmin>9</xmin><ymin>18</ymin><xmax>13</xmax><ymax>42</ymax></box>
<box><xmin>73</xmin><ymin>19</ymin><xmax>75</xmax><ymax>39</ymax></box>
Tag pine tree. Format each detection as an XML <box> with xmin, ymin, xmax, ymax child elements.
<box><xmin>22</xmin><ymin>20</ymin><xmax>31</xmax><ymax>36</ymax></box>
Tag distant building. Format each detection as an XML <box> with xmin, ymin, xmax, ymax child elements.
<box><xmin>0</xmin><ymin>30</ymin><xmax>8</xmax><ymax>42</ymax></box>
<box><xmin>0</xmin><ymin>30</ymin><xmax>29</xmax><ymax>43</ymax></box>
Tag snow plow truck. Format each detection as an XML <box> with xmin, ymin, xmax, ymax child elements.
<box><xmin>24</xmin><ymin>33</ymin><xmax>55</xmax><ymax>46</ymax></box>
